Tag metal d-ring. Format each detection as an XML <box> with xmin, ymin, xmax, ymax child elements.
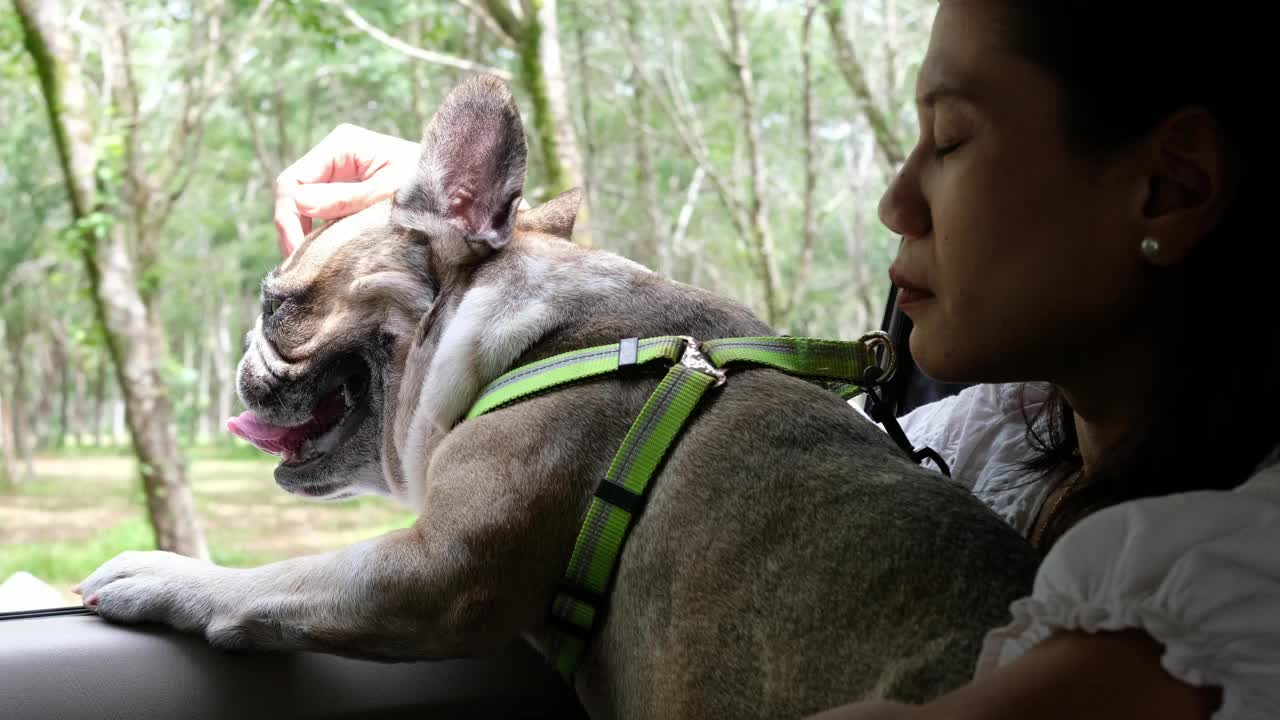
<box><xmin>858</xmin><ymin>330</ymin><xmax>897</xmax><ymax>385</ymax></box>
<box><xmin>677</xmin><ymin>336</ymin><xmax>727</xmax><ymax>387</ymax></box>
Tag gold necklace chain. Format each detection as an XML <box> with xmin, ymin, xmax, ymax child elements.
<box><xmin>1031</xmin><ymin>469</ymin><xmax>1084</xmax><ymax>548</ymax></box>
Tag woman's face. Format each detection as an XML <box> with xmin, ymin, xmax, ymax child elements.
<box><xmin>880</xmin><ymin>0</ymin><xmax>1151</xmax><ymax>384</ymax></box>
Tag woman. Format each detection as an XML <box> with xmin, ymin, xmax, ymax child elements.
<box><xmin>842</xmin><ymin>3</ymin><xmax>1278</xmax><ymax>716</ymax></box>
<box><xmin>272</xmin><ymin>2</ymin><xmax>1278</xmax><ymax>717</ymax></box>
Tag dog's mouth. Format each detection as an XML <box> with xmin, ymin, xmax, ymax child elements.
<box><xmin>227</xmin><ymin>359</ymin><xmax>372</xmax><ymax>468</ymax></box>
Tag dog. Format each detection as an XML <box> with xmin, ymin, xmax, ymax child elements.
<box><xmin>78</xmin><ymin>76</ymin><xmax>1038</xmax><ymax>719</ymax></box>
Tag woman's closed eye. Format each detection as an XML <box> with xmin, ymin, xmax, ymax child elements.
<box><xmin>934</xmin><ymin>138</ymin><xmax>965</xmax><ymax>158</ymax></box>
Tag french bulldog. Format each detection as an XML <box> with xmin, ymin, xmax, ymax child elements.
<box><xmin>78</xmin><ymin>76</ymin><xmax>1038</xmax><ymax>719</ymax></box>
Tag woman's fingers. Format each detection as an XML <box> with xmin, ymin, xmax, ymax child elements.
<box><xmin>272</xmin><ymin>124</ymin><xmax>419</xmax><ymax>256</ymax></box>
<box><xmin>293</xmin><ymin>176</ymin><xmax>400</xmax><ymax>220</ymax></box>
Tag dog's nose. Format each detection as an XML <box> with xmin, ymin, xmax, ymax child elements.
<box><xmin>236</xmin><ymin>359</ymin><xmax>302</xmax><ymax>419</ymax></box>
<box><xmin>238</xmin><ymin>368</ymin><xmax>272</xmax><ymax>407</ymax></box>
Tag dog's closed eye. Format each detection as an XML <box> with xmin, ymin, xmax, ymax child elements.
<box><xmin>263</xmin><ymin>296</ymin><xmax>284</xmax><ymax>320</ymax></box>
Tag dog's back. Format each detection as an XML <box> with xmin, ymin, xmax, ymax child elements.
<box><xmin>494</xmin><ymin>244</ymin><xmax>1039</xmax><ymax>719</ymax></box>
<box><xmin>597</xmin><ymin>370</ymin><xmax>1037</xmax><ymax>718</ymax></box>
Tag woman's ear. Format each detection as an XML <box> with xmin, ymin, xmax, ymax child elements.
<box><xmin>1137</xmin><ymin>107</ymin><xmax>1235</xmax><ymax>266</ymax></box>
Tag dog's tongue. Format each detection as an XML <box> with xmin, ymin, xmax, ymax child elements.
<box><xmin>226</xmin><ymin>390</ymin><xmax>347</xmax><ymax>458</ymax></box>
<box><xmin>226</xmin><ymin>411</ymin><xmax>293</xmax><ymax>455</ymax></box>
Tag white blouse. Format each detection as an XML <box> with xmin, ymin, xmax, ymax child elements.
<box><xmin>860</xmin><ymin>383</ymin><xmax>1280</xmax><ymax>719</ymax></box>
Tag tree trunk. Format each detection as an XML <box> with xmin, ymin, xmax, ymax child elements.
<box><xmin>0</xmin><ymin>388</ymin><xmax>17</xmax><ymax>487</ymax></box>
<box><xmin>479</xmin><ymin>0</ymin><xmax>591</xmax><ymax>243</ymax></box>
<box><xmin>182</xmin><ymin>334</ymin><xmax>197</xmax><ymax>445</ymax></box>
<box><xmin>723</xmin><ymin>0</ymin><xmax>783</xmax><ymax>325</ymax></box>
<box><xmin>571</xmin><ymin>5</ymin><xmax>596</xmax><ymax>226</ymax></box>
<box><xmin>519</xmin><ymin>0</ymin><xmax>581</xmax><ymax>194</ymax></box>
<box><xmin>632</xmin><ymin>96</ymin><xmax>664</xmax><ymax>272</ymax></box>
<box><xmin>786</xmin><ymin>1</ymin><xmax>822</xmax><ymax>324</ymax></box>
<box><xmin>51</xmin><ymin>332</ymin><xmax>71</xmax><ymax>450</ymax></box>
<box><xmin>16</xmin><ymin>0</ymin><xmax>209</xmax><ymax>559</ymax></box>
<box><xmin>7</xmin><ymin>341</ymin><xmax>22</xmax><ymax>463</ymax></box>
<box><xmin>93</xmin><ymin>359</ymin><xmax>107</xmax><ymax>447</ymax></box>
<box><xmin>72</xmin><ymin>352</ymin><xmax>87</xmax><ymax>447</ymax></box>
<box><xmin>625</xmin><ymin>1</ymin><xmax>666</xmax><ymax>274</ymax></box>
<box><xmin>30</xmin><ymin>337</ymin><xmax>57</xmax><ymax>449</ymax></box>
<box><xmin>211</xmin><ymin>303</ymin><xmax>236</xmax><ymax>447</ymax></box>
<box><xmin>196</xmin><ymin>335</ymin><xmax>213</xmax><ymax>445</ymax></box>
<box><xmin>7</xmin><ymin>335</ymin><xmax>34</xmax><ymax>480</ymax></box>
<box><xmin>0</xmin><ymin>342</ymin><xmax>20</xmax><ymax>485</ymax></box>
<box><xmin>822</xmin><ymin>0</ymin><xmax>906</xmax><ymax>168</ymax></box>
<box><xmin>842</xmin><ymin>132</ymin><xmax>878</xmax><ymax>336</ymax></box>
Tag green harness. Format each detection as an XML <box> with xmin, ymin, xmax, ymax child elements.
<box><xmin>463</xmin><ymin>333</ymin><xmax>899</xmax><ymax>682</ymax></box>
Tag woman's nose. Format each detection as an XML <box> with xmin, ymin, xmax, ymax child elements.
<box><xmin>878</xmin><ymin>159</ymin><xmax>931</xmax><ymax>239</ymax></box>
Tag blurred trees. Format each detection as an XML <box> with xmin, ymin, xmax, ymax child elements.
<box><xmin>1</xmin><ymin>0</ymin><xmax>932</xmax><ymax>532</ymax></box>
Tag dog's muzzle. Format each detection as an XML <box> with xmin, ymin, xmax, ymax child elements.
<box><xmin>230</xmin><ymin>329</ymin><xmax>372</xmax><ymax>468</ymax></box>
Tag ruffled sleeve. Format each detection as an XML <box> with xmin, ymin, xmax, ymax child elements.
<box><xmin>976</xmin><ymin>463</ymin><xmax>1280</xmax><ymax>719</ymax></box>
<box><xmin>854</xmin><ymin>383</ymin><xmax>1060</xmax><ymax>533</ymax></box>
<box><xmin>894</xmin><ymin>383</ymin><xmax>1037</xmax><ymax>485</ymax></box>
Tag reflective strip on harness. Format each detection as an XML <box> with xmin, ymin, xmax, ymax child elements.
<box><xmin>466</xmin><ymin>336</ymin><xmax>686</xmax><ymax>421</ymax></box>
<box><xmin>547</xmin><ymin>363</ymin><xmax>716</xmax><ymax>679</ymax></box>
<box><xmin>703</xmin><ymin>336</ymin><xmax>879</xmax><ymax>399</ymax></box>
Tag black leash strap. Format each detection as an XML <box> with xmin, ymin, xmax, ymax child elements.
<box><xmin>861</xmin><ymin>370</ymin><xmax>953</xmax><ymax>478</ymax></box>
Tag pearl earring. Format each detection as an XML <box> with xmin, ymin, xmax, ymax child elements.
<box><xmin>1140</xmin><ymin>237</ymin><xmax>1161</xmax><ymax>260</ymax></box>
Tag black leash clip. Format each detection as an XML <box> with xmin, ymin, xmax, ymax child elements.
<box><xmin>860</xmin><ymin>366</ymin><xmax>954</xmax><ymax>479</ymax></box>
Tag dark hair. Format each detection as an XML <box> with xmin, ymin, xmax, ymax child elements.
<box><xmin>1001</xmin><ymin>3</ymin><xmax>1280</xmax><ymax>549</ymax></box>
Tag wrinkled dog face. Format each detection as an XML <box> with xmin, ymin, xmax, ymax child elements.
<box><xmin>231</xmin><ymin>205</ymin><xmax>434</xmax><ymax>500</ymax></box>
<box><xmin>231</xmin><ymin>75</ymin><xmax>535</xmax><ymax>501</ymax></box>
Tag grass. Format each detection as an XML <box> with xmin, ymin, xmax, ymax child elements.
<box><xmin>0</xmin><ymin>517</ymin><xmax>157</xmax><ymax>589</ymax></box>
<box><xmin>0</xmin><ymin>449</ymin><xmax>416</xmax><ymax>606</ymax></box>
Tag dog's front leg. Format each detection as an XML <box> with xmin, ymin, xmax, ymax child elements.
<box><xmin>76</xmin><ymin>524</ymin><xmax>528</xmax><ymax>660</ymax></box>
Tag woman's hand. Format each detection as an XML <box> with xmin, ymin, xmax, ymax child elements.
<box><xmin>808</xmin><ymin>630</ymin><xmax>1219</xmax><ymax>720</ymax></box>
<box><xmin>273</xmin><ymin>123</ymin><xmax>421</xmax><ymax>256</ymax></box>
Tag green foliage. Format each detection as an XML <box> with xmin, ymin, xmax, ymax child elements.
<box><xmin>0</xmin><ymin>455</ymin><xmax>418</xmax><ymax>593</ymax></box>
<box><xmin>1</xmin><ymin>0</ymin><xmax>932</xmax><ymax>451</ymax></box>
<box><xmin>2</xmin><ymin>0</ymin><xmax>935</xmax><ymax>581</ymax></box>
<box><xmin>0</xmin><ymin>517</ymin><xmax>156</xmax><ymax>589</ymax></box>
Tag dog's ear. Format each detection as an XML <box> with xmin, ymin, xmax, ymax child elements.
<box><xmin>391</xmin><ymin>75</ymin><xmax>527</xmax><ymax>263</ymax></box>
<box><xmin>515</xmin><ymin>187</ymin><xmax>582</xmax><ymax>241</ymax></box>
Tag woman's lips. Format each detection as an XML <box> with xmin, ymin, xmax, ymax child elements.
<box><xmin>888</xmin><ymin>267</ymin><xmax>935</xmax><ymax>309</ymax></box>
<box><xmin>896</xmin><ymin>286</ymin><xmax>935</xmax><ymax>308</ymax></box>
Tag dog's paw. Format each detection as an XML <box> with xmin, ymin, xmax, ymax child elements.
<box><xmin>76</xmin><ymin>550</ymin><xmax>232</xmax><ymax>634</ymax></box>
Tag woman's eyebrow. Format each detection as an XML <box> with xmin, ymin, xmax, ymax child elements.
<box><xmin>917</xmin><ymin>82</ymin><xmax>975</xmax><ymax>109</ymax></box>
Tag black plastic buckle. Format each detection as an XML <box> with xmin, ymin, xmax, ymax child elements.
<box><xmin>594</xmin><ymin>479</ymin><xmax>645</xmax><ymax>514</ymax></box>
<box><xmin>556</xmin><ymin>580</ymin><xmax>605</xmax><ymax>606</ymax></box>
<box><xmin>547</xmin><ymin>613</ymin><xmax>594</xmax><ymax>639</ymax></box>
<box><xmin>549</xmin><ymin>581</ymin><xmax>603</xmax><ymax>638</ymax></box>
